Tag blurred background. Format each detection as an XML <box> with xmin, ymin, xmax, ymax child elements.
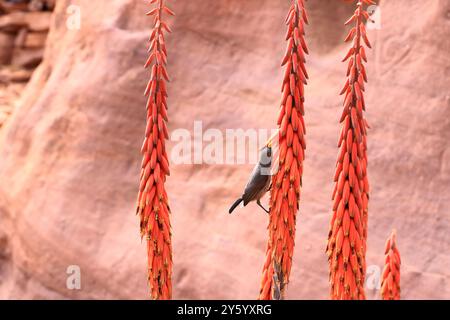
<box><xmin>0</xmin><ymin>0</ymin><xmax>449</xmax><ymax>299</ymax></box>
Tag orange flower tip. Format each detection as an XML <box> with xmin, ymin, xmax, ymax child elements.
<box><xmin>146</xmin><ymin>8</ymin><xmax>158</xmax><ymax>16</ymax></box>
<box><xmin>164</xmin><ymin>6</ymin><xmax>176</xmax><ymax>16</ymax></box>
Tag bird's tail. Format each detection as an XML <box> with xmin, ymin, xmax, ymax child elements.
<box><xmin>229</xmin><ymin>198</ymin><xmax>243</xmax><ymax>214</ymax></box>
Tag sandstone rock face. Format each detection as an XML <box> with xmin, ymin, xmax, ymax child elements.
<box><xmin>0</xmin><ymin>11</ymin><xmax>51</xmax><ymax>32</ymax></box>
<box><xmin>0</xmin><ymin>0</ymin><xmax>449</xmax><ymax>299</ymax></box>
<box><xmin>0</xmin><ymin>32</ymin><xmax>14</xmax><ymax>64</ymax></box>
<box><xmin>0</xmin><ymin>5</ymin><xmax>52</xmax><ymax>68</ymax></box>
<box><xmin>0</xmin><ymin>1</ymin><xmax>53</xmax><ymax>129</ymax></box>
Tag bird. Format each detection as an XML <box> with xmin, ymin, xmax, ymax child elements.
<box><xmin>228</xmin><ymin>134</ymin><xmax>276</xmax><ymax>214</ymax></box>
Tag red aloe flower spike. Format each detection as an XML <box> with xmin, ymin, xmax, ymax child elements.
<box><xmin>326</xmin><ymin>0</ymin><xmax>374</xmax><ymax>300</ymax></box>
<box><xmin>259</xmin><ymin>0</ymin><xmax>308</xmax><ymax>300</ymax></box>
<box><xmin>137</xmin><ymin>0</ymin><xmax>174</xmax><ymax>300</ymax></box>
<box><xmin>381</xmin><ymin>230</ymin><xmax>401</xmax><ymax>300</ymax></box>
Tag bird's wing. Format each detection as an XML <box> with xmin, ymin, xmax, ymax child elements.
<box><xmin>242</xmin><ymin>167</ymin><xmax>270</xmax><ymax>205</ymax></box>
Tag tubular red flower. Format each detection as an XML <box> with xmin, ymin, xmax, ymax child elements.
<box><xmin>259</xmin><ymin>0</ymin><xmax>308</xmax><ymax>300</ymax></box>
<box><xmin>326</xmin><ymin>0</ymin><xmax>374</xmax><ymax>300</ymax></box>
<box><xmin>137</xmin><ymin>0</ymin><xmax>174</xmax><ymax>300</ymax></box>
<box><xmin>381</xmin><ymin>230</ymin><xmax>401</xmax><ymax>300</ymax></box>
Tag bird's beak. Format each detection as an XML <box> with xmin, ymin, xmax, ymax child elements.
<box><xmin>266</xmin><ymin>129</ymin><xmax>279</xmax><ymax>148</ymax></box>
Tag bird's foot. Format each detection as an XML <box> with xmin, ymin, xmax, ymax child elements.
<box><xmin>257</xmin><ymin>200</ymin><xmax>270</xmax><ymax>214</ymax></box>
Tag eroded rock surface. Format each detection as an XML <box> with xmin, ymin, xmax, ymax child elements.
<box><xmin>0</xmin><ymin>0</ymin><xmax>449</xmax><ymax>299</ymax></box>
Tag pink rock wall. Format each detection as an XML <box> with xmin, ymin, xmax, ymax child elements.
<box><xmin>0</xmin><ymin>0</ymin><xmax>449</xmax><ymax>299</ymax></box>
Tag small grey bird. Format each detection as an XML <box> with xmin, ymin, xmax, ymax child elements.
<box><xmin>229</xmin><ymin>144</ymin><xmax>273</xmax><ymax>214</ymax></box>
